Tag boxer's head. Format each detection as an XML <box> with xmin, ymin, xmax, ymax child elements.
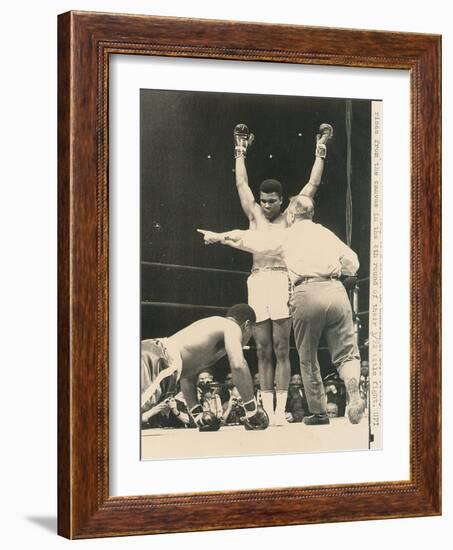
<box><xmin>226</xmin><ymin>303</ymin><xmax>256</xmax><ymax>344</ymax></box>
<box><xmin>259</xmin><ymin>179</ymin><xmax>283</xmax><ymax>221</ymax></box>
<box><xmin>287</xmin><ymin>195</ymin><xmax>314</xmax><ymax>225</ymax></box>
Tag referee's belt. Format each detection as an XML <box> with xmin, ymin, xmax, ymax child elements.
<box><xmin>293</xmin><ymin>275</ymin><xmax>340</xmax><ymax>288</ymax></box>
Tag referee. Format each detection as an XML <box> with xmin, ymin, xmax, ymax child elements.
<box><xmin>198</xmin><ymin>194</ymin><xmax>365</xmax><ymax>425</ymax></box>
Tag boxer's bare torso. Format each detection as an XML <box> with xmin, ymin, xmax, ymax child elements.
<box><xmin>169</xmin><ymin>317</ymin><xmax>244</xmax><ymax>377</ymax></box>
<box><xmin>250</xmin><ymin>211</ymin><xmax>288</xmax><ymax>270</ymax></box>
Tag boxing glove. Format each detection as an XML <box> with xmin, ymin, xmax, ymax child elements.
<box><xmin>315</xmin><ymin>123</ymin><xmax>334</xmax><ymax>158</ymax></box>
<box><xmin>243</xmin><ymin>405</ymin><xmax>269</xmax><ymax>430</ymax></box>
<box><xmin>234</xmin><ymin>123</ymin><xmax>255</xmax><ymax>158</ymax></box>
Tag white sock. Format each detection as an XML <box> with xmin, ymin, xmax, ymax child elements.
<box><xmin>275</xmin><ymin>390</ymin><xmax>288</xmax><ymax>416</ymax></box>
<box><xmin>261</xmin><ymin>390</ymin><xmax>274</xmax><ymax>417</ymax></box>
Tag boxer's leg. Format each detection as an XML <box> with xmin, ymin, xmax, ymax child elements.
<box><xmin>253</xmin><ymin>320</ymin><xmax>275</xmax><ymax>421</ymax></box>
<box><xmin>272</xmin><ymin>317</ymin><xmax>292</xmax><ymax>425</ymax></box>
<box><xmin>272</xmin><ymin>318</ymin><xmax>291</xmax><ymax>389</ymax></box>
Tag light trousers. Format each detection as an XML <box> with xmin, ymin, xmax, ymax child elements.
<box><xmin>290</xmin><ymin>280</ymin><xmax>360</xmax><ymax>415</ymax></box>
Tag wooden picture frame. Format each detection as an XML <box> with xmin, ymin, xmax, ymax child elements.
<box><xmin>58</xmin><ymin>11</ymin><xmax>441</xmax><ymax>539</ymax></box>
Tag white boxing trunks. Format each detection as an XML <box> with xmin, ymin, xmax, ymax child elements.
<box><xmin>141</xmin><ymin>338</ymin><xmax>183</xmax><ymax>412</ymax></box>
<box><xmin>247</xmin><ymin>267</ymin><xmax>291</xmax><ymax>323</ymax></box>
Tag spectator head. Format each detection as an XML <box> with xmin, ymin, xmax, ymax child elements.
<box><xmin>198</xmin><ymin>370</ymin><xmax>213</xmax><ymax>384</ymax></box>
<box><xmin>361</xmin><ymin>361</ymin><xmax>369</xmax><ymax>377</ymax></box>
<box><xmin>224</xmin><ymin>373</ymin><xmax>235</xmax><ymax>389</ymax></box>
<box><xmin>197</xmin><ymin>370</ymin><xmax>214</xmax><ymax>394</ymax></box>
<box><xmin>327</xmin><ymin>402</ymin><xmax>339</xmax><ymax>418</ymax></box>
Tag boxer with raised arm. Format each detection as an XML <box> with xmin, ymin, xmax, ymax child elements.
<box><xmin>197</xmin><ymin>195</ymin><xmax>365</xmax><ymax>426</ymax></box>
<box><xmin>232</xmin><ymin>123</ymin><xmax>333</xmax><ymax>424</ymax></box>
<box><xmin>141</xmin><ymin>304</ymin><xmax>269</xmax><ymax>431</ymax></box>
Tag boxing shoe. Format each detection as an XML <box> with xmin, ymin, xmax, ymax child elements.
<box><xmin>273</xmin><ymin>408</ymin><xmax>289</xmax><ymax>426</ymax></box>
<box><xmin>264</xmin><ymin>409</ymin><xmax>275</xmax><ymax>426</ymax></box>
<box><xmin>303</xmin><ymin>413</ymin><xmax>330</xmax><ymax>426</ymax></box>
<box><xmin>346</xmin><ymin>379</ymin><xmax>366</xmax><ymax>424</ymax></box>
<box><xmin>244</xmin><ymin>406</ymin><xmax>269</xmax><ymax>430</ymax></box>
<box><xmin>346</xmin><ymin>394</ymin><xmax>366</xmax><ymax>424</ymax></box>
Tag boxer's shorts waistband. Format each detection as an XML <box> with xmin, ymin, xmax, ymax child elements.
<box><xmin>250</xmin><ymin>266</ymin><xmax>287</xmax><ymax>274</ymax></box>
<box><xmin>293</xmin><ymin>276</ymin><xmax>340</xmax><ymax>288</ymax></box>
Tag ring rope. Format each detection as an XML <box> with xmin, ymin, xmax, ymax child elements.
<box><xmin>142</xmin><ymin>261</ymin><xmax>249</xmax><ymax>277</ymax></box>
<box><xmin>142</xmin><ymin>301</ymin><xmax>227</xmax><ymax>311</ymax></box>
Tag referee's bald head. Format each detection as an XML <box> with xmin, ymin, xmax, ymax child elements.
<box><xmin>288</xmin><ymin>195</ymin><xmax>315</xmax><ymax>221</ymax></box>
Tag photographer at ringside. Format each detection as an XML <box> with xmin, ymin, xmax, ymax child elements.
<box><xmin>285</xmin><ymin>374</ymin><xmax>309</xmax><ymax>423</ymax></box>
<box><xmin>221</xmin><ymin>373</ymin><xmax>246</xmax><ymax>425</ymax></box>
<box><xmin>141</xmin><ymin>389</ymin><xmax>192</xmax><ymax>429</ymax></box>
<box><xmin>197</xmin><ymin>370</ymin><xmax>223</xmax><ymax>429</ymax></box>
<box><xmin>324</xmin><ymin>372</ymin><xmax>347</xmax><ymax>418</ymax></box>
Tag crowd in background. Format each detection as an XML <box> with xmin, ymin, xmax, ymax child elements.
<box><xmin>142</xmin><ymin>361</ymin><xmax>369</xmax><ymax>430</ymax></box>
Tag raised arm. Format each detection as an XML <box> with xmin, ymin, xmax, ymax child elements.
<box><xmin>298</xmin><ymin>123</ymin><xmax>334</xmax><ymax>199</ymax></box>
<box><xmin>233</xmin><ymin>124</ymin><xmax>262</xmax><ymax>222</ymax></box>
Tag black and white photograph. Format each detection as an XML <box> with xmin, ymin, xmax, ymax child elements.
<box><xmin>2</xmin><ymin>0</ymin><xmax>447</xmax><ymax>546</ymax></box>
<box><xmin>140</xmin><ymin>89</ymin><xmax>382</xmax><ymax>460</ymax></box>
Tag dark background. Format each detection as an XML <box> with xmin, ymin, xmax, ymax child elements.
<box><xmin>140</xmin><ymin>89</ymin><xmax>372</xmax><ymax>380</ymax></box>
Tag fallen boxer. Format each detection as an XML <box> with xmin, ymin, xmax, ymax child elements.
<box><xmin>141</xmin><ymin>304</ymin><xmax>269</xmax><ymax>431</ymax></box>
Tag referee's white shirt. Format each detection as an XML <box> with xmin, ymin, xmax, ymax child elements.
<box><xmin>240</xmin><ymin>219</ymin><xmax>359</xmax><ymax>284</ymax></box>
